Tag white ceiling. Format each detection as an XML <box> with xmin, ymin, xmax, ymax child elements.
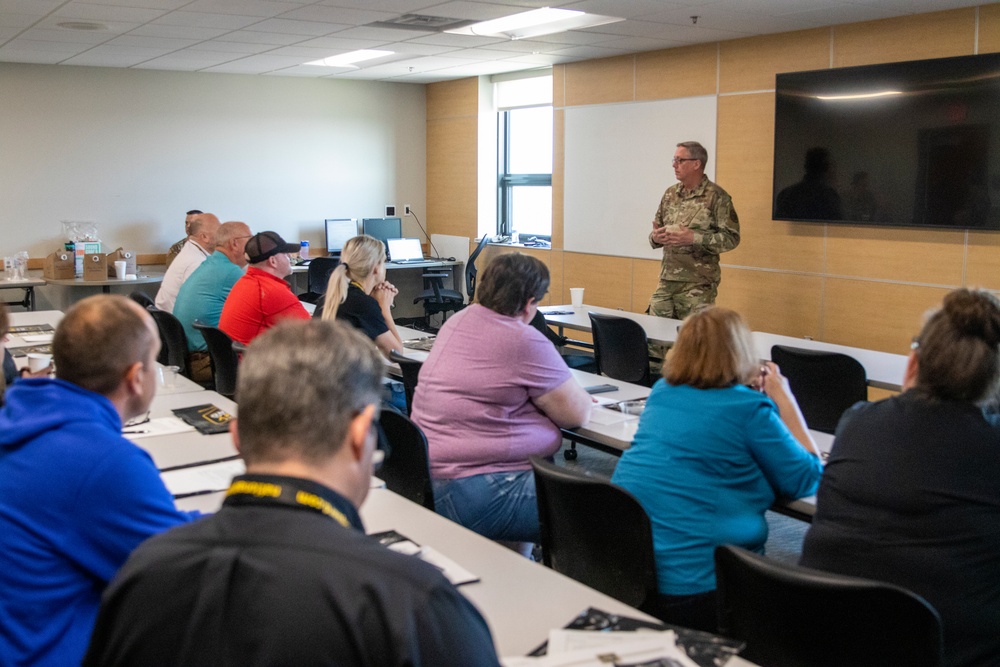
<box><xmin>0</xmin><ymin>0</ymin><xmax>985</xmax><ymax>83</ymax></box>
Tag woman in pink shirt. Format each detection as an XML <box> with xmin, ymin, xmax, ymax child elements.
<box><xmin>412</xmin><ymin>254</ymin><xmax>591</xmax><ymax>552</ymax></box>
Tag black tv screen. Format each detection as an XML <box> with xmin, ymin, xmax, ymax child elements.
<box><xmin>773</xmin><ymin>53</ymin><xmax>1000</xmax><ymax>230</ymax></box>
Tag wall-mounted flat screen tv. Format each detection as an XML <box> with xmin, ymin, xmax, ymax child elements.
<box><xmin>773</xmin><ymin>53</ymin><xmax>1000</xmax><ymax>230</ymax></box>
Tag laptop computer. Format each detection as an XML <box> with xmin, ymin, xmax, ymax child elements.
<box><xmin>387</xmin><ymin>238</ymin><xmax>427</xmax><ymax>264</ymax></box>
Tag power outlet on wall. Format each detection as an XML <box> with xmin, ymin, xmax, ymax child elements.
<box><xmin>385</xmin><ymin>205</ymin><xmax>395</xmax><ymax>217</ymax></box>
<box><xmin>404</xmin><ymin>205</ymin><xmax>411</xmax><ymax>216</ymax></box>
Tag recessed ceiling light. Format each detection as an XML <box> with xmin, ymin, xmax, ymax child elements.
<box><xmin>57</xmin><ymin>21</ymin><xmax>108</xmax><ymax>31</ymax></box>
<box><xmin>305</xmin><ymin>49</ymin><xmax>394</xmax><ymax>68</ymax></box>
<box><xmin>445</xmin><ymin>7</ymin><xmax>622</xmax><ymax>40</ymax></box>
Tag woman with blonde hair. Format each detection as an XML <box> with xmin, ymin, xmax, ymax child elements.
<box><xmin>611</xmin><ymin>306</ymin><xmax>822</xmax><ymax>631</ymax></box>
<box><xmin>319</xmin><ymin>235</ymin><xmax>403</xmax><ymax>358</ymax></box>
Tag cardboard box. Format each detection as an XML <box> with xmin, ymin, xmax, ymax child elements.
<box><xmin>71</xmin><ymin>241</ymin><xmax>101</xmax><ymax>277</ymax></box>
<box><xmin>43</xmin><ymin>251</ymin><xmax>75</xmax><ymax>280</ymax></box>
<box><xmin>83</xmin><ymin>252</ymin><xmax>108</xmax><ymax>281</ymax></box>
<box><xmin>105</xmin><ymin>248</ymin><xmax>137</xmax><ymax>277</ymax></box>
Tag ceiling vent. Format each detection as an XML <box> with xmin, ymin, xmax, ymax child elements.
<box><xmin>368</xmin><ymin>14</ymin><xmax>474</xmax><ymax>32</ymax></box>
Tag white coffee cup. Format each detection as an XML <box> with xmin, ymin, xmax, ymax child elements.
<box><xmin>114</xmin><ymin>260</ymin><xmax>127</xmax><ymax>280</ymax></box>
<box><xmin>570</xmin><ymin>287</ymin><xmax>585</xmax><ymax>309</ymax></box>
<box><xmin>27</xmin><ymin>353</ymin><xmax>52</xmax><ymax>373</ymax></box>
<box><xmin>158</xmin><ymin>364</ymin><xmax>180</xmax><ymax>388</ymax></box>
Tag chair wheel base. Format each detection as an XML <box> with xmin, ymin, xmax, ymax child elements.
<box><xmin>564</xmin><ymin>448</ymin><xmax>578</xmax><ymax>461</ymax></box>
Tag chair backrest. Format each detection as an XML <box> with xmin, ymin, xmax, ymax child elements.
<box><xmin>770</xmin><ymin>345</ymin><xmax>867</xmax><ymax>434</ymax></box>
<box><xmin>128</xmin><ymin>291</ymin><xmax>155</xmax><ymax>309</ymax></box>
<box><xmin>377</xmin><ymin>410</ymin><xmax>434</xmax><ymax>510</ymax></box>
<box><xmin>589</xmin><ymin>313</ymin><xmax>651</xmax><ymax>386</ymax></box>
<box><xmin>529</xmin><ymin>309</ymin><xmax>567</xmax><ymax>347</ymax></box>
<box><xmin>306</xmin><ymin>256</ymin><xmax>340</xmax><ymax>294</ymax></box>
<box><xmin>530</xmin><ymin>456</ymin><xmax>658</xmax><ymax>610</ymax></box>
<box><xmin>388</xmin><ymin>351</ymin><xmax>423</xmax><ymax>415</ymax></box>
<box><xmin>191</xmin><ymin>321</ymin><xmax>239</xmax><ymax>398</ymax></box>
<box><xmin>147</xmin><ymin>307</ymin><xmax>189</xmax><ymax>376</ymax></box>
<box><xmin>715</xmin><ymin>545</ymin><xmax>942</xmax><ymax>667</ymax></box>
<box><xmin>466</xmin><ymin>234</ymin><xmax>490</xmax><ymax>301</ymax></box>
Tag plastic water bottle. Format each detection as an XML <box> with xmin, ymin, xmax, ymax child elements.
<box><xmin>299</xmin><ymin>241</ymin><xmax>310</xmax><ymax>260</ymax></box>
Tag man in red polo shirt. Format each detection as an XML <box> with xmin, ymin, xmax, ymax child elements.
<box><xmin>219</xmin><ymin>231</ymin><xmax>310</xmax><ymax>345</ymax></box>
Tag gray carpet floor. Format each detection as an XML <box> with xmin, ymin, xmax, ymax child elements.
<box><xmin>554</xmin><ymin>440</ymin><xmax>809</xmax><ymax>565</ymax></box>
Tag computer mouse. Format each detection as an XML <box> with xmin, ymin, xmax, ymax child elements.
<box><xmin>447</xmin><ymin>257</ymin><xmax>456</xmax><ymax>261</ymax></box>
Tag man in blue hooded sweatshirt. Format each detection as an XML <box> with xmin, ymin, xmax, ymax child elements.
<box><xmin>0</xmin><ymin>295</ymin><xmax>196</xmax><ymax>666</ymax></box>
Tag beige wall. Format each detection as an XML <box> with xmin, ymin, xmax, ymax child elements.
<box><xmin>426</xmin><ymin>5</ymin><xmax>1000</xmax><ymax>357</ymax></box>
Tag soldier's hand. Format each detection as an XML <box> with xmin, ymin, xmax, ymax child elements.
<box><xmin>664</xmin><ymin>227</ymin><xmax>695</xmax><ymax>246</ymax></box>
<box><xmin>650</xmin><ymin>221</ymin><xmax>669</xmax><ymax>245</ymax></box>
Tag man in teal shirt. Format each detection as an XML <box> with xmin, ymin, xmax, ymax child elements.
<box><xmin>172</xmin><ymin>221</ymin><xmax>251</xmax><ymax>379</ymax></box>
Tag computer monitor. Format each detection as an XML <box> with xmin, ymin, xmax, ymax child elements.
<box><xmin>325</xmin><ymin>218</ymin><xmax>358</xmax><ymax>255</ymax></box>
<box><xmin>361</xmin><ymin>217</ymin><xmax>402</xmax><ymax>249</ymax></box>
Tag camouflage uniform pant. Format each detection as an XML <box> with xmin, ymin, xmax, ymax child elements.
<box><xmin>648</xmin><ymin>280</ymin><xmax>718</xmax><ymax>320</ymax></box>
<box><xmin>647</xmin><ymin>280</ymin><xmax>718</xmax><ymax>362</ymax></box>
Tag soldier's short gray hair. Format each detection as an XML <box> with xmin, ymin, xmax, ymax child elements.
<box><xmin>677</xmin><ymin>141</ymin><xmax>708</xmax><ymax>169</ymax></box>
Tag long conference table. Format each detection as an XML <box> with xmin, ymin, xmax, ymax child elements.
<box><xmin>9</xmin><ymin>312</ymin><xmax>764</xmax><ymax>664</ymax></box>
<box><xmin>542</xmin><ymin>304</ymin><xmax>909</xmax><ymax>392</ymax></box>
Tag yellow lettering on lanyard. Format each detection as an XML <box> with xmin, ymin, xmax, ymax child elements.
<box><xmin>295</xmin><ymin>491</ymin><xmax>349</xmax><ymax>527</ymax></box>
<box><xmin>227</xmin><ymin>480</ymin><xmax>281</xmax><ymax>498</ymax></box>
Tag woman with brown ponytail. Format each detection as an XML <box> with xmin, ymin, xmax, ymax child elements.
<box><xmin>801</xmin><ymin>288</ymin><xmax>1000</xmax><ymax>667</ymax></box>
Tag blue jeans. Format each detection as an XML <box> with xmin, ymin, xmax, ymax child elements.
<box><xmin>432</xmin><ymin>471</ymin><xmax>540</xmax><ymax>543</ymax></box>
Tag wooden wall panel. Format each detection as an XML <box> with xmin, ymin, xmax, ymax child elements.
<box><xmin>823</xmin><ymin>279</ymin><xmax>948</xmax><ymax>353</ymax></box>
<box><xmin>979</xmin><ymin>3</ymin><xmax>1000</xmax><ymax>54</ymax></box>
<box><xmin>564</xmin><ymin>55</ymin><xmax>635</xmax><ymax>107</ymax></box>
<box><xmin>718</xmin><ymin>93</ymin><xmax>826</xmax><ymax>273</ymax></box>
<box><xmin>635</xmin><ymin>43</ymin><xmax>717</xmax><ymax>101</ymax></box>
<box><xmin>719</xmin><ymin>29</ymin><xmax>830</xmax><ymax>94</ymax></box>
<box><xmin>426</xmin><ymin>79</ymin><xmax>478</xmax><ymax>120</ymax></box>
<box><xmin>832</xmin><ymin>9</ymin><xmax>975</xmax><ymax>68</ymax></box>
<box><xmin>551</xmin><ymin>109</ymin><xmax>564</xmax><ymax>250</ymax></box>
<box><xmin>475</xmin><ymin>245</ymin><xmax>563</xmax><ymax>306</ymax></box>
<box><xmin>826</xmin><ymin>226</ymin><xmax>965</xmax><ymax>285</ymax></box>
<box><xmin>552</xmin><ymin>64</ymin><xmax>566</xmax><ymax>108</ymax></box>
<box><xmin>426</xmin><ymin>116</ymin><xmax>477</xmax><ymax>238</ymax></box>
<box><xmin>562</xmin><ymin>252</ymin><xmax>632</xmax><ymax>310</ymax></box>
<box><xmin>631</xmin><ymin>258</ymin><xmax>661</xmax><ymax>314</ymax></box>
<box><xmin>715</xmin><ymin>267</ymin><xmax>823</xmax><ymax>339</ymax></box>
<box><xmin>966</xmin><ymin>230</ymin><xmax>1000</xmax><ymax>290</ymax></box>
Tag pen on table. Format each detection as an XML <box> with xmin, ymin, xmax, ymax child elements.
<box><xmin>123</xmin><ymin>429</ymin><xmax>149</xmax><ymax>434</ymax></box>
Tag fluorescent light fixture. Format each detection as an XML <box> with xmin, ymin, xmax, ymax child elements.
<box><xmin>306</xmin><ymin>49</ymin><xmax>394</xmax><ymax>68</ymax></box>
<box><xmin>816</xmin><ymin>90</ymin><xmax>903</xmax><ymax>101</ymax></box>
<box><xmin>446</xmin><ymin>7</ymin><xmax>623</xmax><ymax>40</ymax></box>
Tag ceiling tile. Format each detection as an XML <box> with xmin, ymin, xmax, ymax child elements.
<box><xmin>126</xmin><ymin>24</ymin><xmax>231</xmax><ymax>39</ymax></box>
<box><xmin>0</xmin><ymin>0</ymin><xmax>62</xmax><ymax>13</ymax></box>
<box><xmin>16</xmin><ymin>27</ymin><xmax>116</xmax><ymax>44</ymax></box>
<box><xmin>213</xmin><ymin>30</ymin><xmax>305</xmax><ymax>45</ymax></box>
<box><xmin>326</xmin><ymin>24</ymin><xmax>435</xmax><ymax>40</ymax></box>
<box><xmin>418</xmin><ymin>1</ymin><xmax>523</xmax><ymax>21</ymax></box>
<box><xmin>0</xmin><ymin>49</ymin><xmax>67</xmax><ymax>64</ymax></box>
<box><xmin>278</xmin><ymin>5</ymin><xmax>399</xmax><ymax>24</ymax></box>
<box><xmin>0</xmin><ymin>38</ymin><xmax>93</xmax><ymax>54</ymax></box>
<box><xmin>106</xmin><ymin>34</ymin><xmax>200</xmax><ymax>49</ymax></box>
<box><xmin>52</xmin><ymin>3</ymin><xmax>167</xmax><ymax>23</ymax></box>
<box><xmin>242</xmin><ymin>18</ymin><xmax>350</xmax><ymax>36</ymax></box>
<box><xmin>294</xmin><ymin>34</ymin><xmax>382</xmax><ymax>49</ymax></box>
<box><xmin>404</xmin><ymin>32</ymin><xmax>506</xmax><ymax>47</ymax></box>
<box><xmin>132</xmin><ymin>50</ymin><xmax>240</xmax><ymax>68</ymax></box>
<box><xmin>148</xmin><ymin>11</ymin><xmax>261</xmax><ymax>29</ymax></box>
<box><xmin>176</xmin><ymin>0</ymin><xmax>307</xmax><ymax>18</ymax></box>
<box><xmin>186</xmin><ymin>41</ymin><xmax>275</xmax><ymax>54</ymax></box>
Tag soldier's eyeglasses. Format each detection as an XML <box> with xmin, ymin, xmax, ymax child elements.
<box><xmin>672</xmin><ymin>158</ymin><xmax>698</xmax><ymax>165</ymax></box>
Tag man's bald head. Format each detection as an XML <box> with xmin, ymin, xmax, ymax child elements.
<box><xmin>189</xmin><ymin>213</ymin><xmax>221</xmax><ymax>249</ymax></box>
<box><xmin>216</xmin><ymin>221</ymin><xmax>253</xmax><ymax>267</ymax></box>
<box><xmin>54</xmin><ymin>295</ymin><xmax>159</xmax><ymax>397</ymax></box>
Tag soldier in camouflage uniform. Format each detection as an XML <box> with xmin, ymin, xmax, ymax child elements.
<box><xmin>165</xmin><ymin>210</ymin><xmax>203</xmax><ymax>268</ymax></box>
<box><xmin>648</xmin><ymin>141</ymin><xmax>740</xmax><ymax>320</ymax></box>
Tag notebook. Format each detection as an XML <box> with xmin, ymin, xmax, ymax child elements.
<box><xmin>387</xmin><ymin>238</ymin><xmax>425</xmax><ymax>263</ymax></box>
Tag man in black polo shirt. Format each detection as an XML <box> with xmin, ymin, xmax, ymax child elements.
<box><xmin>84</xmin><ymin>320</ymin><xmax>500</xmax><ymax>667</ymax></box>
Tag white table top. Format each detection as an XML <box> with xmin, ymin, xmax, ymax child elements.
<box><xmin>43</xmin><ymin>272</ymin><xmax>164</xmax><ymax>288</ymax></box>
<box><xmin>132</xmin><ymin>390</ymin><xmax>238</xmax><ymax>470</ymax></box>
<box><xmin>541</xmin><ymin>305</ymin><xmax>683</xmax><ymax>347</ymax></box>
<box><xmin>542</xmin><ymin>304</ymin><xmax>907</xmax><ymax>391</ymax></box>
<box><xmin>1</xmin><ymin>276</ymin><xmax>46</xmax><ymax>288</ymax></box>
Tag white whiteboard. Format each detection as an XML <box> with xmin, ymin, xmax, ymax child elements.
<box><xmin>563</xmin><ymin>96</ymin><xmax>718</xmax><ymax>258</ymax></box>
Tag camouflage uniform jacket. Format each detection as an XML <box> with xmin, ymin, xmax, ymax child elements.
<box><xmin>165</xmin><ymin>237</ymin><xmax>186</xmax><ymax>268</ymax></box>
<box><xmin>649</xmin><ymin>175</ymin><xmax>740</xmax><ymax>284</ymax></box>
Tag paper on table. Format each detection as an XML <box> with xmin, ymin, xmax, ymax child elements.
<box><xmin>502</xmin><ymin>629</ymin><xmax>696</xmax><ymax>666</ymax></box>
<box><xmin>20</xmin><ymin>334</ymin><xmax>54</xmax><ymax>343</ymax></box>
<box><xmin>374</xmin><ymin>531</ymin><xmax>480</xmax><ymax>587</ymax></box>
<box><xmin>161</xmin><ymin>459</ymin><xmax>246</xmax><ymax>496</ymax></box>
<box><xmin>121</xmin><ymin>417</ymin><xmax>196</xmax><ymax>440</ymax></box>
<box><xmin>586</xmin><ymin>408</ymin><xmax>632</xmax><ymax>426</ymax></box>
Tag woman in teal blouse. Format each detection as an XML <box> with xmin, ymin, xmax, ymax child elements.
<box><xmin>611</xmin><ymin>306</ymin><xmax>822</xmax><ymax>631</ymax></box>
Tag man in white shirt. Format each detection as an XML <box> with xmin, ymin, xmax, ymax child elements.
<box><xmin>155</xmin><ymin>213</ymin><xmax>220</xmax><ymax>312</ymax></box>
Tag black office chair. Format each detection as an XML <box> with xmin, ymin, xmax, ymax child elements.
<box><xmin>530</xmin><ymin>457</ymin><xmax>659</xmax><ymax>612</ymax></box>
<box><xmin>589</xmin><ymin>312</ymin><xmax>653</xmax><ymax>386</ymax></box>
<box><xmin>231</xmin><ymin>340</ymin><xmax>248</xmax><ymax>354</ymax></box>
<box><xmin>413</xmin><ymin>270</ymin><xmax>464</xmax><ymax>324</ymax></box>
<box><xmin>147</xmin><ymin>307</ymin><xmax>190</xmax><ymax>378</ymax></box>
<box><xmin>377</xmin><ymin>410</ymin><xmax>435</xmax><ymax>510</ymax></box>
<box><xmin>770</xmin><ymin>345</ymin><xmax>867</xmax><ymax>434</ymax></box>
<box><xmin>714</xmin><ymin>545</ymin><xmax>942</xmax><ymax>667</ymax></box>
<box><xmin>128</xmin><ymin>291</ymin><xmax>155</xmax><ymax>309</ymax></box>
<box><xmin>465</xmin><ymin>233</ymin><xmax>490</xmax><ymax>302</ymax></box>
<box><xmin>298</xmin><ymin>256</ymin><xmax>340</xmax><ymax>305</ymax></box>
<box><xmin>529</xmin><ymin>310</ymin><xmax>597</xmax><ymax>373</ymax></box>
<box><xmin>388</xmin><ymin>350</ymin><xmax>422</xmax><ymax>415</ymax></box>
<box><xmin>192</xmin><ymin>321</ymin><xmax>239</xmax><ymax>399</ymax></box>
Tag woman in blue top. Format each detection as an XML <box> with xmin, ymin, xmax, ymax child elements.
<box><xmin>611</xmin><ymin>306</ymin><xmax>823</xmax><ymax>631</ymax></box>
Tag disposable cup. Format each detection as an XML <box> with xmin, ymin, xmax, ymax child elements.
<box><xmin>570</xmin><ymin>287</ymin><xmax>584</xmax><ymax>309</ymax></box>
<box><xmin>114</xmin><ymin>260</ymin><xmax>127</xmax><ymax>280</ymax></box>
<box><xmin>27</xmin><ymin>353</ymin><xmax>52</xmax><ymax>373</ymax></box>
